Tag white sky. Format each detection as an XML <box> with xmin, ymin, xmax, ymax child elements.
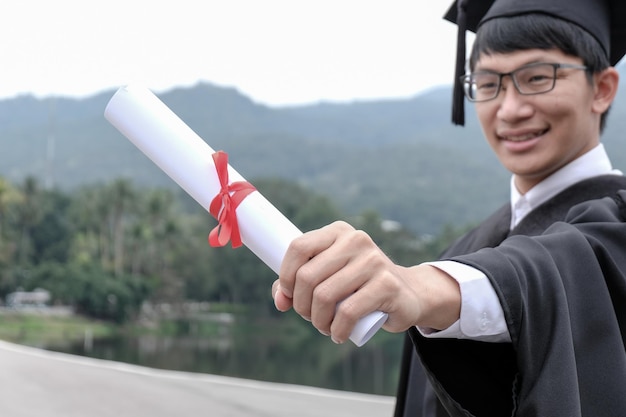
<box><xmin>1</xmin><ymin>1</ymin><xmax>461</xmax><ymax>107</ymax></box>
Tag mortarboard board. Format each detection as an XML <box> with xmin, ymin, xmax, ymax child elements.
<box><xmin>444</xmin><ymin>0</ymin><xmax>626</xmax><ymax>125</ymax></box>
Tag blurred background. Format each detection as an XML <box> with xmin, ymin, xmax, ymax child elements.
<box><xmin>1</xmin><ymin>0</ymin><xmax>626</xmax><ymax>400</ymax></box>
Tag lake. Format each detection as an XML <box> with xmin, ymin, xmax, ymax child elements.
<box><xmin>45</xmin><ymin>310</ymin><xmax>404</xmax><ymax>396</ymax></box>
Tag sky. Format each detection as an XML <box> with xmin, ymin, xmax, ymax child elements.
<box><xmin>1</xmin><ymin>1</ymin><xmax>464</xmax><ymax>107</ymax></box>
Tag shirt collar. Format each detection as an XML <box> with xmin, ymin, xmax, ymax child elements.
<box><xmin>510</xmin><ymin>143</ymin><xmax>622</xmax><ymax>228</ymax></box>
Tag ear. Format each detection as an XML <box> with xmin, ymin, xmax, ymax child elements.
<box><xmin>591</xmin><ymin>67</ymin><xmax>619</xmax><ymax>114</ymax></box>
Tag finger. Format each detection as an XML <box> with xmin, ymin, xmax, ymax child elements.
<box><xmin>293</xmin><ymin>227</ymin><xmax>381</xmax><ymax>338</ymax></box>
<box><xmin>319</xmin><ymin>249</ymin><xmax>402</xmax><ymax>343</ymax></box>
<box><xmin>274</xmin><ymin>285</ymin><xmax>294</xmax><ymax>312</ymax></box>
<box><xmin>329</xmin><ymin>277</ymin><xmax>396</xmax><ymax>344</ymax></box>
<box><xmin>308</xmin><ymin>260</ymin><xmax>363</xmax><ymax>337</ymax></box>
<box><xmin>278</xmin><ymin>231</ymin><xmax>325</xmax><ymax>298</ymax></box>
<box><xmin>272</xmin><ymin>280</ymin><xmax>293</xmax><ymax>312</ymax></box>
<box><xmin>290</xmin><ymin>241</ymin><xmax>351</xmax><ymax>320</ymax></box>
<box><xmin>280</xmin><ymin>222</ymin><xmax>354</xmax><ymax>318</ymax></box>
<box><xmin>279</xmin><ymin>222</ymin><xmax>354</xmax><ymax>284</ymax></box>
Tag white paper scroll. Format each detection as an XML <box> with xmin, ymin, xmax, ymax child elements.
<box><xmin>104</xmin><ymin>84</ymin><xmax>387</xmax><ymax>346</ymax></box>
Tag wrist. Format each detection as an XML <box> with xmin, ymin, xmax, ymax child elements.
<box><xmin>413</xmin><ymin>264</ymin><xmax>461</xmax><ymax>330</ymax></box>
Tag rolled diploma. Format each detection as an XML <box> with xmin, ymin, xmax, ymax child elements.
<box><xmin>103</xmin><ymin>84</ymin><xmax>387</xmax><ymax>346</ymax></box>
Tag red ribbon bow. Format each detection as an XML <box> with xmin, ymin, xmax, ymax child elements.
<box><xmin>208</xmin><ymin>151</ymin><xmax>256</xmax><ymax>248</ymax></box>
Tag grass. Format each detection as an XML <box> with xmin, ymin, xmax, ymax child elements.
<box><xmin>0</xmin><ymin>310</ymin><xmax>117</xmax><ymax>347</ymax></box>
<box><xmin>0</xmin><ymin>307</ymin><xmax>238</xmax><ymax>347</ymax></box>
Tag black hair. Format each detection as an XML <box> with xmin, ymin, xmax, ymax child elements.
<box><xmin>469</xmin><ymin>13</ymin><xmax>612</xmax><ymax>131</ymax></box>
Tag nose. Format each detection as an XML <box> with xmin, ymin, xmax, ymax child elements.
<box><xmin>496</xmin><ymin>77</ymin><xmax>533</xmax><ymax>121</ymax></box>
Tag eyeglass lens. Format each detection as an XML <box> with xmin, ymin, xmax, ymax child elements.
<box><xmin>465</xmin><ymin>63</ymin><xmax>557</xmax><ymax>101</ymax></box>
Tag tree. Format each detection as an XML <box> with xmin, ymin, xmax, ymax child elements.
<box><xmin>14</xmin><ymin>176</ymin><xmax>43</xmax><ymax>265</ymax></box>
<box><xmin>68</xmin><ymin>184</ymin><xmax>111</xmax><ymax>269</ymax></box>
<box><xmin>30</xmin><ymin>189</ymin><xmax>72</xmax><ymax>264</ymax></box>
<box><xmin>108</xmin><ymin>179</ymin><xmax>136</xmax><ymax>277</ymax></box>
<box><xmin>129</xmin><ymin>188</ymin><xmax>184</xmax><ymax>303</ymax></box>
<box><xmin>0</xmin><ymin>177</ymin><xmax>20</xmax><ymax>265</ymax></box>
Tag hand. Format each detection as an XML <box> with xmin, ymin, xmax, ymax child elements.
<box><xmin>271</xmin><ymin>221</ymin><xmax>461</xmax><ymax>344</ymax></box>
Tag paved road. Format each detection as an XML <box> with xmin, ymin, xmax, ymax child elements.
<box><xmin>0</xmin><ymin>340</ymin><xmax>395</xmax><ymax>416</ymax></box>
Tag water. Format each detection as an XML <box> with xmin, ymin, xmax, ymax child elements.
<box><xmin>46</xmin><ymin>312</ymin><xmax>404</xmax><ymax>396</ymax></box>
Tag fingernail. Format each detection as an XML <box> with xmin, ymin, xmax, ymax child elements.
<box><xmin>319</xmin><ymin>329</ymin><xmax>330</xmax><ymax>336</ymax></box>
<box><xmin>331</xmin><ymin>336</ymin><xmax>343</xmax><ymax>345</ymax></box>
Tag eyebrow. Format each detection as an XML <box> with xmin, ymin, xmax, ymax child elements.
<box><xmin>474</xmin><ymin>59</ymin><xmax>552</xmax><ymax>73</ymax></box>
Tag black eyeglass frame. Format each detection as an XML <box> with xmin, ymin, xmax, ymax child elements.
<box><xmin>461</xmin><ymin>62</ymin><xmax>589</xmax><ymax>102</ymax></box>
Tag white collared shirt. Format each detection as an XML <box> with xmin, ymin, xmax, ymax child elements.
<box><xmin>419</xmin><ymin>144</ymin><xmax>622</xmax><ymax>342</ymax></box>
<box><xmin>510</xmin><ymin>144</ymin><xmax>621</xmax><ymax>228</ymax></box>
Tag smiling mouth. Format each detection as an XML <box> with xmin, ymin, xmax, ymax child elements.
<box><xmin>500</xmin><ymin>129</ymin><xmax>549</xmax><ymax>142</ymax></box>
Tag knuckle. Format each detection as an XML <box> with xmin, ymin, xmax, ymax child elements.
<box><xmin>292</xmin><ymin>299</ymin><xmax>311</xmax><ymax>319</ymax></box>
<box><xmin>351</xmin><ymin>228</ymin><xmax>372</xmax><ymax>244</ymax></box>
<box><xmin>336</xmin><ymin>298</ymin><xmax>359</xmax><ymax>323</ymax></box>
<box><xmin>312</xmin><ymin>283</ymin><xmax>335</xmax><ymax>306</ymax></box>
<box><xmin>287</xmin><ymin>237</ymin><xmax>309</xmax><ymax>258</ymax></box>
<box><xmin>362</xmin><ymin>247</ymin><xmax>382</xmax><ymax>265</ymax></box>
<box><xmin>295</xmin><ymin>263</ymin><xmax>317</xmax><ymax>289</ymax></box>
<box><xmin>331</xmin><ymin>220</ymin><xmax>352</xmax><ymax>230</ymax></box>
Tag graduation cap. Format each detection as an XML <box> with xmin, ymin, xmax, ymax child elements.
<box><xmin>444</xmin><ymin>0</ymin><xmax>626</xmax><ymax>125</ymax></box>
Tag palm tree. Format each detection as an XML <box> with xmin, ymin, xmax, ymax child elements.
<box><xmin>133</xmin><ymin>188</ymin><xmax>184</xmax><ymax>303</ymax></box>
<box><xmin>0</xmin><ymin>178</ymin><xmax>9</xmax><ymax>247</ymax></box>
<box><xmin>0</xmin><ymin>177</ymin><xmax>19</xmax><ymax>263</ymax></box>
<box><xmin>15</xmin><ymin>176</ymin><xmax>42</xmax><ymax>265</ymax></box>
<box><xmin>108</xmin><ymin>179</ymin><xmax>136</xmax><ymax>277</ymax></box>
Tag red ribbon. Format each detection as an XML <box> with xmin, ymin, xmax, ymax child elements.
<box><xmin>208</xmin><ymin>151</ymin><xmax>256</xmax><ymax>248</ymax></box>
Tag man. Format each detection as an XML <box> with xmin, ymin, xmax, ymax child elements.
<box><xmin>273</xmin><ymin>0</ymin><xmax>626</xmax><ymax>415</ymax></box>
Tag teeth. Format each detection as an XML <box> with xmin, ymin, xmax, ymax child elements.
<box><xmin>503</xmin><ymin>131</ymin><xmax>542</xmax><ymax>142</ymax></box>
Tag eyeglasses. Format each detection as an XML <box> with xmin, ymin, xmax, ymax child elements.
<box><xmin>461</xmin><ymin>62</ymin><xmax>589</xmax><ymax>102</ymax></box>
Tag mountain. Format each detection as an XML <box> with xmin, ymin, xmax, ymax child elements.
<box><xmin>2</xmin><ymin>80</ymin><xmax>625</xmax><ymax>235</ymax></box>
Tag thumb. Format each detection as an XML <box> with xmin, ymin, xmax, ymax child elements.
<box><xmin>273</xmin><ymin>283</ymin><xmax>293</xmax><ymax>312</ymax></box>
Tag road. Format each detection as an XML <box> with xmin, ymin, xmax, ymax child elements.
<box><xmin>0</xmin><ymin>340</ymin><xmax>395</xmax><ymax>416</ymax></box>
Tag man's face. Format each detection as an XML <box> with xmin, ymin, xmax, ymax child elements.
<box><xmin>474</xmin><ymin>49</ymin><xmax>603</xmax><ymax>193</ymax></box>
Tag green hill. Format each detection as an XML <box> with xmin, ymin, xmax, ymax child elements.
<box><xmin>2</xmin><ymin>80</ymin><xmax>625</xmax><ymax>235</ymax></box>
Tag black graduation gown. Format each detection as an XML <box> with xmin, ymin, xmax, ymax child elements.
<box><xmin>394</xmin><ymin>175</ymin><xmax>626</xmax><ymax>417</ymax></box>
